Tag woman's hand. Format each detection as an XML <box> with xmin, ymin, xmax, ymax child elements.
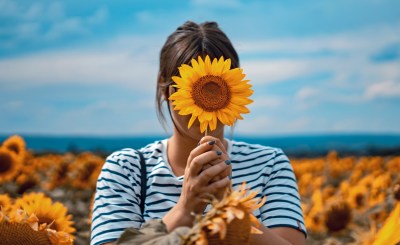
<box><xmin>163</xmin><ymin>137</ymin><xmax>231</xmax><ymax>231</ymax></box>
<box><xmin>180</xmin><ymin>137</ymin><xmax>231</xmax><ymax>214</ymax></box>
<box><xmin>198</xmin><ymin>136</ymin><xmax>232</xmax><ymax>199</ymax></box>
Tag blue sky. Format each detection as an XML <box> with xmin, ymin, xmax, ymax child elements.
<box><xmin>1</xmin><ymin>0</ymin><xmax>400</xmax><ymax>136</ymax></box>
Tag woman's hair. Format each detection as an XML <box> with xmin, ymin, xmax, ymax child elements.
<box><xmin>156</xmin><ymin>21</ymin><xmax>239</xmax><ymax>130</ymax></box>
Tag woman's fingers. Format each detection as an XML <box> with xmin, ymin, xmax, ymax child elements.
<box><xmin>187</xmin><ymin>140</ymin><xmax>218</xmax><ymax>168</ymax></box>
<box><xmin>196</xmin><ymin>160</ymin><xmax>230</xmax><ymax>186</ymax></box>
<box><xmin>189</xmin><ymin>150</ymin><xmax>222</xmax><ymax>177</ymax></box>
<box><xmin>203</xmin><ymin>176</ymin><xmax>231</xmax><ymax>194</ymax></box>
<box><xmin>199</xmin><ymin>136</ymin><xmax>227</xmax><ymax>155</ymax></box>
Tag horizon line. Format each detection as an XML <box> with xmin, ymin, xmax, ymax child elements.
<box><xmin>1</xmin><ymin>132</ymin><xmax>400</xmax><ymax>138</ymax></box>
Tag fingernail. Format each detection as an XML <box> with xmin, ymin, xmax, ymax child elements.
<box><xmin>216</xmin><ymin>150</ymin><xmax>222</xmax><ymax>156</ymax></box>
<box><xmin>208</xmin><ymin>140</ymin><xmax>216</xmax><ymax>145</ymax></box>
<box><xmin>225</xmin><ymin>160</ymin><xmax>231</xmax><ymax>165</ymax></box>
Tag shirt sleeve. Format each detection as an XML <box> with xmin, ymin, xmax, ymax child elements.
<box><xmin>259</xmin><ymin>148</ymin><xmax>307</xmax><ymax>237</ymax></box>
<box><xmin>90</xmin><ymin>150</ymin><xmax>144</xmax><ymax>245</ymax></box>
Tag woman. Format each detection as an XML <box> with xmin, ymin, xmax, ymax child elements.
<box><xmin>91</xmin><ymin>21</ymin><xmax>306</xmax><ymax>245</ymax></box>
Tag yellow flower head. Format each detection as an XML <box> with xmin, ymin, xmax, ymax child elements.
<box><xmin>71</xmin><ymin>152</ymin><xmax>104</xmax><ymax>190</ymax></box>
<box><xmin>2</xmin><ymin>135</ymin><xmax>26</xmax><ymax>162</ymax></box>
<box><xmin>324</xmin><ymin>199</ymin><xmax>352</xmax><ymax>232</ymax></box>
<box><xmin>0</xmin><ymin>193</ymin><xmax>12</xmax><ymax>213</ymax></box>
<box><xmin>12</xmin><ymin>192</ymin><xmax>75</xmax><ymax>236</ymax></box>
<box><xmin>1</xmin><ymin>208</ymin><xmax>73</xmax><ymax>245</ymax></box>
<box><xmin>169</xmin><ymin>55</ymin><xmax>253</xmax><ymax>133</ymax></box>
<box><xmin>184</xmin><ymin>183</ymin><xmax>265</xmax><ymax>245</ymax></box>
<box><xmin>0</xmin><ymin>148</ymin><xmax>21</xmax><ymax>183</ymax></box>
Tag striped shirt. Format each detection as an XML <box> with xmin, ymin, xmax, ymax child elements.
<box><xmin>90</xmin><ymin>139</ymin><xmax>307</xmax><ymax>245</ymax></box>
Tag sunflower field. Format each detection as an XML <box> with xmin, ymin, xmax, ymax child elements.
<box><xmin>0</xmin><ymin>135</ymin><xmax>399</xmax><ymax>245</ymax></box>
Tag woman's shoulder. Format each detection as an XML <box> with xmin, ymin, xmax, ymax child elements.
<box><xmin>230</xmin><ymin>139</ymin><xmax>284</xmax><ymax>155</ymax></box>
<box><xmin>106</xmin><ymin>139</ymin><xmax>165</xmax><ymax>165</ymax></box>
<box><xmin>230</xmin><ymin>141</ymin><xmax>288</xmax><ymax>166</ymax></box>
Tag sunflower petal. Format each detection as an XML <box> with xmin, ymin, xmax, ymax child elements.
<box><xmin>197</xmin><ymin>56</ymin><xmax>206</xmax><ymax>75</ymax></box>
<box><xmin>210</xmin><ymin>113</ymin><xmax>218</xmax><ymax>131</ymax></box>
<box><xmin>222</xmin><ymin>58</ymin><xmax>231</xmax><ymax>73</ymax></box>
<box><xmin>230</xmin><ymin>96</ymin><xmax>253</xmax><ymax>105</ymax></box>
<box><xmin>188</xmin><ymin>114</ymin><xmax>197</xmax><ymax>129</ymax></box>
<box><xmin>200</xmin><ymin>121</ymin><xmax>208</xmax><ymax>133</ymax></box>
<box><xmin>204</xmin><ymin>55</ymin><xmax>211</xmax><ymax>74</ymax></box>
<box><xmin>216</xmin><ymin>110</ymin><xmax>229</xmax><ymax>125</ymax></box>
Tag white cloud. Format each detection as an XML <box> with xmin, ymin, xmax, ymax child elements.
<box><xmin>0</xmin><ymin>3</ymin><xmax>109</xmax><ymax>45</ymax></box>
<box><xmin>250</xmin><ymin>96</ymin><xmax>283</xmax><ymax>109</ymax></box>
<box><xmin>44</xmin><ymin>17</ymin><xmax>88</xmax><ymax>40</ymax></box>
<box><xmin>2</xmin><ymin>100</ymin><xmax>23</xmax><ymax>110</ymax></box>
<box><xmin>242</xmin><ymin>59</ymin><xmax>317</xmax><ymax>85</ymax></box>
<box><xmin>237</xmin><ymin>22</ymin><xmax>400</xmax><ymax>55</ymax></box>
<box><xmin>24</xmin><ymin>3</ymin><xmax>43</xmax><ymax>20</ymax></box>
<box><xmin>15</xmin><ymin>22</ymin><xmax>41</xmax><ymax>39</ymax></box>
<box><xmin>296</xmin><ymin>87</ymin><xmax>319</xmax><ymax>101</ymax></box>
<box><xmin>43</xmin><ymin>6</ymin><xmax>108</xmax><ymax>40</ymax></box>
<box><xmin>87</xmin><ymin>6</ymin><xmax>108</xmax><ymax>25</ymax></box>
<box><xmin>237</xmin><ymin>22</ymin><xmax>400</xmax><ymax>108</ymax></box>
<box><xmin>0</xmin><ymin>35</ymin><xmax>161</xmax><ymax>92</ymax></box>
<box><xmin>364</xmin><ymin>80</ymin><xmax>400</xmax><ymax>99</ymax></box>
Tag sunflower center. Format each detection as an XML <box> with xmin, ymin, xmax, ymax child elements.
<box><xmin>191</xmin><ymin>75</ymin><xmax>230</xmax><ymax>111</ymax></box>
<box><xmin>355</xmin><ymin>193</ymin><xmax>365</xmax><ymax>207</ymax></box>
<box><xmin>81</xmin><ymin>162</ymin><xmax>98</xmax><ymax>180</ymax></box>
<box><xmin>7</xmin><ymin>144</ymin><xmax>20</xmax><ymax>155</ymax></box>
<box><xmin>0</xmin><ymin>153</ymin><xmax>12</xmax><ymax>173</ymax></box>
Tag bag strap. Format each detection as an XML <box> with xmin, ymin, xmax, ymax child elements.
<box><xmin>137</xmin><ymin>150</ymin><xmax>147</xmax><ymax>216</ymax></box>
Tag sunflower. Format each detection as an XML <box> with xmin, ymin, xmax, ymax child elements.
<box><xmin>0</xmin><ymin>193</ymin><xmax>12</xmax><ymax>213</ymax></box>
<box><xmin>347</xmin><ymin>185</ymin><xmax>369</xmax><ymax>210</ymax></box>
<box><xmin>1</xmin><ymin>208</ymin><xmax>73</xmax><ymax>245</ymax></box>
<box><xmin>387</xmin><ymin>156</ymin><xmax>400</xmax><ymax>172</ymax></box>
<box><xmin>2</xmin><ymin>135</ymin><xmax>26</xmax><ymax>163</ymax></box>
<box><xmin>0</xmin><ymin>209</ymin><xmax>51</xmax><ymax>245</ymax></box>
<box><xmin>393</xmin><ymin>181</ymin><xmax>400</xmax><ymax>201</ymax></box>
<box><xmin>12</xmin><ymin>192</ymin><xmax>75</xmax><ymax>236</ymax></box>
<box><xmin>183</xmin><ymin>183</ymin><xmax>265</xmax><ymax>245</ymax></box>
<box><xmin>169</xmin><ymin>55</ymin><xmax>253</xmax><ymax>133</ymax></box>
<box><xmin>304</xmin><ymin>208</ymin><xmax>325</xmax><ymax>233</ymax></box>
<box><xmin>16</xmin><ymin>170</ymin><xmax>40</xmax><ymax>194</ymax></box>
<box><xmin>44</xmin><ymin>153</ymin><xmax>75</xmax><ymax>190</ymax></box>
<box><xmin>0</xmin><ymin>148</ymin><xmax>21</xmax><ymax>182</ymax></box>
<box><xmin>71</xmin><ymin>152</ymin><xmax>104</xmax><ymax>190</ymax></box>
<box><xmin>324</xmin><ymin>199</ymin><xmax>352</xmax><ymax>232</ymax></box>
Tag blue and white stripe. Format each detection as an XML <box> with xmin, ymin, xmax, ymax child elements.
<box><xmin>90</xmin><ymin>139</ymin><xmax>306</xmax><ymax>245</ymax></box>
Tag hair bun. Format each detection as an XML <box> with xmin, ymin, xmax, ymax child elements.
<box><xmin>177</xmin><ymin>21</ymin><xmax>199</xmax><ymax>31</ymax></box>
<box><xmin>177</xmin><ymin>21</ymin><xmax>219</xmax><ymax>31</ymax></box>
<box><xmin>202</xmin><ymin>21</ymin><xmax>218</xmax><ymax>29</ymax></box>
